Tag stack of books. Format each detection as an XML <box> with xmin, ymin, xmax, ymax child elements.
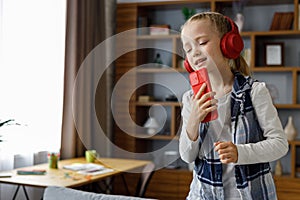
<box><xmin>270</xmin><ymin>12</ymin><xmax>294</xmax><ymax>30</ymax></box>
<box><xmin>150</xmin><ymin>25</ymin><xmax>170</xmax><ymax>35</ymax></box>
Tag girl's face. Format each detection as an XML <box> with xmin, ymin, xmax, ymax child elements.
<box><xmin>181</xmin><ymin>19</ymin><xmax>226</xmax><ymax>72</ymax></box>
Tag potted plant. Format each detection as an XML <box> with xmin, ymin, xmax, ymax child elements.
<box><xmin>182</xmin><ymin>7</ymin><xmax>196</xmax><ymax>21</ymax></box>
<box><xmin>0</xmin><ymin>119</ymin><xmax>16</xmax><ymax>142</ymax></box>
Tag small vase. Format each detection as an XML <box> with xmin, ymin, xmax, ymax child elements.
<box><xmin>234</xmin><ymin>13</ymin><xmax>244</xmax><ymax>32</ymax></box>
<box><xmin>284</xmin><ymin>116</ymin><xmax>297</xmax><ymax>141</ymax></box>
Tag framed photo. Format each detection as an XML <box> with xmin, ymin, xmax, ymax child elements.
<box><xmin>264</xmin><ymin>42</ymin><xmax>284</xmax><ymax>66</ymax></box>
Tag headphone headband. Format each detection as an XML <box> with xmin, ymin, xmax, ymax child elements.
<box><xmin>224</xmin><ymin>16</ymin><xmax>239</xmax><ymax>34</ymax></box>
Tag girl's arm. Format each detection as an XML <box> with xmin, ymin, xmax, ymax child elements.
<box><xmin>179</xmin><ymin>83</ymin><xmax>218</xmax><ymax>163</ymax></box>
<box><xmin>179</xmin><ymin>91</ymin><xmax>201</xmax><ymax>163</ymax></box>
<box><xmin>235</xmin><ymin>82</ymin><xmax>289</xmax><ymax>165</ymax></box>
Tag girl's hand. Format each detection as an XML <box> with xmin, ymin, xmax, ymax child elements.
<box><xmin>214</xmin><ymin>141</ymin><xmax>238</xmax><ymax>163</ymax></box>
<box><xmin>190</xmin><ymin>83</ymin><xmax>218</xmax><ymax>122</ymax></box>
<box><xmin>185</xmin><ymin>83</ymin><xmax>217</xmax><ymax>141</ymax></box>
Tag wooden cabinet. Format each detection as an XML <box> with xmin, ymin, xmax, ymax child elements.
<box><xmin>274</xmin><ymin>141</ymin><xmax>300</xmax><ymax>199</ymax></box>
<box><xmin>145</xmin><ymin>169</ymin><xmax>193</xmax><ymax>200</ymax></box>
<box><xmin>113</xmin><ymin>168</ymin><xmax>193</xmax><ymax>200</ymax></box>
<box><xmin>115</xmin><ymin>0</ymin><xmax>300</xmax><ymax>199</ymax></box>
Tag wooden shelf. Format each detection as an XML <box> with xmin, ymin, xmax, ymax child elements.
<box><xmin>119</xmin><ymin>0</ymin><xmax>225</xmax><ymax>7</ymax></box>
<box><xmin>252</xmin><ymin>67</ymin><xmax>300</xmax><ymax>72</ymax></box>
<box><xmin>242</xmin><ymin>30</ymin><xmax>300</xmax><ymax>37</ymax></box>
<box><xmin>135</xmin><ymin>101</ymin><xmax>300</xmax><ymax>109</ymax></box>
<box><xmin>275</xmin><ymin>104</ymin><xmax>300</xmax><ymax>109</ymax></box>
<box><xmin>289</xmin><ymin>140</ymin><xmax>300</xmax><ymax>146</ymax></box>
<box><xmin>136</xmin><ymin>67</ymin><xmax>184</xmax><ymax>73</ymax></box>
<box><xmin>135</xmin><ymin>101</ymin><xmax>181</xmax><ymax>106</ymax></box>
<box><xmin>137</xmin><ymin>34</ymin><xmax>179</xmax><ymax>40</ymax></box>
<box><xmin>135</xmin><ymin>133</ymin><xmax>179</xmax><ymax>140</ymax></box>
<box><xmin>137</xmin><ymin>30</ymin><xmax>300</xmax><ymax>40</ymax></box>
<box><xmin>119</xmin><ymin>0</ymin><xmax>294</xmax><ymax>7</ymax></box>
<box><xmin>136</xmin><ymin>66</ymin><xmax>299</xmax><ymax>73</ymax></box>
<box><xmin>246</xmin><ymin>0</ymin><xmax>294</xmax><ymax>6</ymax></box>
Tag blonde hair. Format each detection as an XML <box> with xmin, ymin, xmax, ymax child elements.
<box><xmin>181</xmin><ymin>12</ymin><xmax>250</xmax><ymax>76</ymax></box>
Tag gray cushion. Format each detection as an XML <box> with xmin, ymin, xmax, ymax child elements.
<box><xmin>43</xmin><ymin>186</ymin><xmax>156</xmax><ymax>200</ymax></box>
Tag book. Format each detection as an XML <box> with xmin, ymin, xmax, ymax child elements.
<box><xmin>150</xmin><ymin>25</ymin><xmax>170</xmax><ymax>35</ymax></box>
<box><xmin>270</xmin><ymin>12</ymin><xmax>281</xmax><ymax>30</ymax></box>
<box><xmin>63</xmin><ymin>163</ymin><xmax>104</xmax><ymax>171</ymax></box>
<box><xmin>138</xmin><ymin>95</ymin><xmax>154</xmax><ymax>102</ymax></box>
<box><xmin>63</xmin><ymin>163</ymin><xmax>113</xmax><ymax>175</ymax></box>
<box><xmin>17</xmin><ymin>169</ymin><xmax>46</xmax><ymax>175</ymax></box>
<box><xmin>279</xmin><ymin>12</ymin><xmax>293</xmax><ymax>30</ymax></box>
<box><xmin>270</xmin><ymin>12</ymin><xmax>294</xmax><ymax>30</ymax></box>
<box><xmin>77</xmin><ymin>168</ymin><xmax>114</xmax><ymax>176</ymax></box>
<box><xmin>0</xmin><ymin>172</ymin><xmax>12</xmax><ymax>178</ymax></box>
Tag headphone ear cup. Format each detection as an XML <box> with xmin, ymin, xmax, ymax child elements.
<box><xmin>221</xmin><ymin>33</ymin><xmax>244</xmax><ymax>59</ymax></box>
<box><xmin>221</xmin><ymin>17</ymin><xmax>244</xmax><ymax>59</ymax></box>
<box><xmin>184</xmin><ymin>59</ymin><xmax>194</xmax><ymax>73</ymax></box>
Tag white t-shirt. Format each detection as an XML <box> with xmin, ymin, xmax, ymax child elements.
<box><xmin>217</xmin><ymin>92</ymin><xmax>240</xmax><ymax>198</ymax></box>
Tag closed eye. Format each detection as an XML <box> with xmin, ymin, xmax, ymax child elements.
<box><xmin>199</xmin><ymin>41</ymin><xmax>208</xmax><ymax>45</ymax></box>
<box><xmin>183</xmin><ymin>43</ymin><xmax>192</xmax><ymax>54</ymax></box>
<box><xmin>185</xmin><ymin>48</ymin><xmax>191</xmax><ymax>53</ymax></box>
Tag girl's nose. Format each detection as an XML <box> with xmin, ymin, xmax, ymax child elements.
<box><xmin>192</xmin><ymin>48</ymin><xmax>201</xmax><ymax>57</ymax></box>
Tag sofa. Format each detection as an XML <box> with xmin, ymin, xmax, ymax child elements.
<box><xmin>43</xmin><ymin>186</ymin><xmax>156</xmax><ymax>200</ymax></box>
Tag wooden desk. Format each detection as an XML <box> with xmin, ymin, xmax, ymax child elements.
<box><xmin>0</xmin><ymin>157</ymin><xmax>151</xmax><ymax>199</ymax></box>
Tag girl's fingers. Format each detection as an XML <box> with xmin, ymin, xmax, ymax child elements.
<box><xmin>200</xmin><ymin>98</ymin><xmax>218</xmax><ymax>109</ymax></box>
<box><xmin>194</xmin><ymin>91</ymin><xmax>216</xmax><ymax>108</ymax></box>
<box><xmin>214</xmin><ymin>141</ymin><xmax>238</xmax><ymax>163</ymax></box>
<box><xmin>220</xmin><ymin>157</ymin><xmax>235</xmax><ymax>164</ymax></box>
<box><xmin>191</xmin><ymin>84</ymin><xmax>217</xmax><ymax>122</ymax></box>
<box><xmin>202</xmin><ymin>91</ymin><xmax>216</xmax><ymax>100</ymax></box>
<box><xmin>217</xmin><ymin>148</ymin><xmax>230</xmax><ymax>155</ymax></box>
<box><xmin>194</xmin><ymin>83</ymin><xmax>207</xmax><ymax>99</ymax></box>
<box><xmin>214</xmin><ymin>141</ymin><xmax>226</xmax><ymax>151</ymax></box>
<box><xmin>214</xmin><ymin>141</ymin><xmax>222</xmax><ymax>147</ymax></box>
<box><xmin>219</xmin><ymin>153</ymin><xmax>232</xmax><ymax>160</ymax></box>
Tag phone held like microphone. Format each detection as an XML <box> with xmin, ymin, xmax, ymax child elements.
<box><xmin>189</xmin><ymin>68</ymin><xmax>218</xmax><ymax>122</ymax></box>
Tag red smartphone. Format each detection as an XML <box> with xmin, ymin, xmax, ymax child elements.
<box><xmin>189</xmin><ymin>68</ymin><xmax>218</xmax><ymax>122</ymax></box>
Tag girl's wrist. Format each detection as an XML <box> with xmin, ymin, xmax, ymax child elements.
<box><xmin>186</xmin><ymin>123</ymin><xmax>200</xmax><ymax>141</ymax></box>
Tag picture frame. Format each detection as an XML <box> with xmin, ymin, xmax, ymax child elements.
<box><xmin>264</xmin><ymin>42</ymin><xmax>284</xmax><ymax>66</ymax></box>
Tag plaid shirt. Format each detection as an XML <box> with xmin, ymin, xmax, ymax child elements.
<box><xmin>193</xmin><ymin>72</ymin><xmax>277</xmax><ymax>200</ymax></box>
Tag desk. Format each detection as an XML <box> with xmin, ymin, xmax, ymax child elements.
<box><xmin>0</xmin><ymin>157</ymin><xmax>151</xmax><ymax>199</ymax></box>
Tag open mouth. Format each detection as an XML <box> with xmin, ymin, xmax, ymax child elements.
<box><xmin>194</xmin><ymin>57</ymin><xmax>207</xmax><ymax>67</ymax></box>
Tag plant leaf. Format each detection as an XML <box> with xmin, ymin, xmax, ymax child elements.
<box><xmin>0</xmin><ymin>119</ymin><xmax>14</xmax><ymax>127</ymax></box>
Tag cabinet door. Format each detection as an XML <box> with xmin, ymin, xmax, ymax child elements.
<box><xmin>145</xmin><ymin>169</ymin><xmax>192</xmax><ymax>200</ymax></box>
<box><xmin>275</xmin><ymin>176</ymin><xmax>300</xmax><ymax>200</ymax></box>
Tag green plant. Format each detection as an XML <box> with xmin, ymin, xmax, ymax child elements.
<box><xmin>182</xmin><ymin>7</ymin><xmax>196</xmax><ymax>21</ymax></box>
<box><xmin>0</xmin><ymin>119</ymin><xmax>14</xmax><ymax>142</ymax></box>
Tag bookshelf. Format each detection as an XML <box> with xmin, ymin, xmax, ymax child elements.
<box><xmin>115</xmin><ymin>0</ymin><xmax>300</xmax><ymax>199</ymax></box>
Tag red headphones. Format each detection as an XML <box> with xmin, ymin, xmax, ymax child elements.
<box><xmin>184</xmin><ymin>15</ymin><xmax>244</xmax><ymax>73</ymax></box>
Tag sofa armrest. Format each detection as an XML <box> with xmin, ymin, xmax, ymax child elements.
<box><xmin>43</xmin><ymin>186</ymin><xmax>157</xmax><ymax>200</ymax></box>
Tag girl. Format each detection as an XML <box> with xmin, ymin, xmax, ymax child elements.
<box><xmin>179</xmin><ymin>12</ymin><xmax>288</xmax><ymax>200</ymax></box>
